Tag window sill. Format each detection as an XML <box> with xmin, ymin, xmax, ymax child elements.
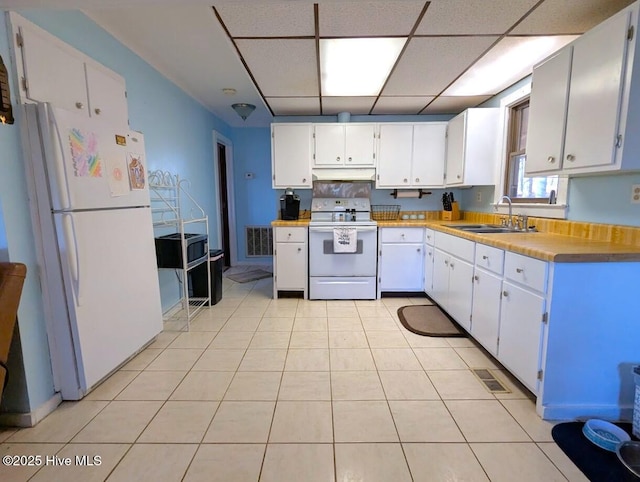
<box><xmin>492</xmin><ymin>203</ymin><xmax>568</xmax><ymax>219</ymax></box>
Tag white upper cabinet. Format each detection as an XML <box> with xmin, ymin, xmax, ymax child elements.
<box><xmin>314</xmin><ymin>124</ymin><xmax>375</xmax><ymax>167</ymax></box>
<box><xmin>526</xmin><ymin>3</ymin><xmax>640</xmax><ymax>175</ymax></box>
<box><xmin>445</xmin><ymin>108</ymin><xmax>500</xmax><ymax>187</ymax></box>
<box><xmin>13</xmin><ymin>15</ymin><xmax>129</xmax><ymax>127</ymax></box>
<box><xmin>271</xmin><ymin>124</ymin><xmax>313</xmax><ymax>189</ymax></box>
<box><xmin>377</xmin><ymin>123</ymin><xmax>447</xmax><ymax>188</ymax></box>
<box><xmin>525</xmin><ymin>48</ymin><xmax>572</xmax><ymax>174</ymax></box>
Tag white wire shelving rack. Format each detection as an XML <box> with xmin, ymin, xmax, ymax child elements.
<box><xmin>149</xmin><ymin>170</ymin><xmax>210</xmax><ymax>331</ymax></box>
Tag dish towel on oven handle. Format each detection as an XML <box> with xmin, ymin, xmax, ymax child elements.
<box><xmin>333</xmin><ymin>227</ymin><xmax>358</xmax><ymax>253</ymax></box>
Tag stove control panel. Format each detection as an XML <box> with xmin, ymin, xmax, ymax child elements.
<box><xmin>311</xmin><ymin>198</ymin><xmax>371</xmax><ymax>212</ymax></box>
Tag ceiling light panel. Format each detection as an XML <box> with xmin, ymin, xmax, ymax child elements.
<box><xmin>417</xmin><ymin>0</ymin><xmax>539</xmax><ymax>35</ymax></box>
<box><xmin>320</xmin><ymin>38</ymin><xmax>406</xmax><ymax>96</ymax></box>
<box><xmin>319</xmin><ymin>1</ymin><xmax>425</xmax><ymax>37</ymax></box>
<box><xmin>236</xmin><ymin>39</ymin><xmax>318</xmax><ymax>96</ymax></box>
<box><xmin>382</xmin><ymin>36</ymin><xmax>498</xmax><ymax>96</ymax></box>
<box><xmin>443</xmin><ymin>35</ymin><xmax>578</xmax><ymax>96</ymax></box>
<box><xmin>267</xmin><ymin>97</ymin><xmax>321</xmax><ymax>116</ymax></box>
<box><xmin>322</xmin><ymin>96</ymin><xmax>377</xmax><ymax>115</ymax></box>
<box><xmin>372</xmin><ymin>96</ymin><xmax>435</xmax><ymax>115</ymax></box>
<box><xmin>511</xmin><ymin>0</ymin><xmax>635</xmax><ymax>35</ymax></box>
<box><xmin>215</xmin><ymin>4</ymin><xmax>314</xmax><ymax>37</ymax></box>
<box><xmin>422</xmin><ymin>96</ymin><xmax>492</xmax><ymax>114</ymax></box>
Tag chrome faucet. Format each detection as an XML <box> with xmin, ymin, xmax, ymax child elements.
<box><xmin>498</xmin><ymin>195</ymin><xmax>513</xmax><ymax>228</ymax></box>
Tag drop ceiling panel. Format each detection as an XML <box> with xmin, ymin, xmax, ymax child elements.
<box><xmin>511</xmin><ymin>0</ymin><xmax>635</xmax><ymax>35</ymax></box>
<box><xmin>235</xmin><ymin>39</ymin><xmax>318</xmax><ymax>96</ymax></box>
<box><xmin>318</xmin><ymin>1</ymin><xmax>425</xmax><ymax>37</ymax></box>
<box><xmin>382</xmin><ymin>36</ymin><xmax>499</xmax><ymax>96</ymax></box>
<box><xmin>214</xmin><ymin>4</ymin><xmax>314</xmax><ymax>37</ymax></box>
<box><xmin>268</xmin><ymin>97</ymin><xmax>321</xmax><ymax>115</ymax></box>
<box><xmin>372</xmin><ymin>96</ymin><xmax>434</xmax><ymax>114</ymax></box>
<box><xmin>322</xmin><ymin>97</ymin><xmax>377</xmax><ymax>115</ymax></box>
<box><xmin>422</xmin><ymin>96</ymin><xmax>492</xmax><ymax>114</ymax></box>
<box><xmin>417</xmin><ymin>0</ymin><xmax>540</xmax><ymax>35</ymax></box>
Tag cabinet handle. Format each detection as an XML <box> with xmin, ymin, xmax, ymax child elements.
<box><xmin>415</xmin><ymin>178</ymin><xmax>420</xmax><ymax>182</ymax></box>
<box><xmin>444</xmin><ymin>260</ymin><xmax>449</xmax><ymax>266</ymax></box>
<box><xmin>450</xmin><ymin>262</ymin><xmax>455</xmax><ymax>269</ymax></box>
<box><xmin>75</xmin><ymin>102</ymin><xmax>84</xmax><ymax>109</ymax></box>
<box><xmin>348</xmin><ymin>157</ymin><xmax>352</xmax><ymax>162</ymax></box>
<box><xmin>94</xmin><ymin>108</ymin><xmax>101</xmax><ymax>115</ymax></box>
<box><xmin>456</xmin><ymin>175</ymin><xmax>461</xmax><ymax>179</ymax></box>
<box><xmin>403</xmin><ymin>178</ymin><xmax>408</xmax><ymax>183</ymax></box>
<box><xmin>287</xmin><ymin>233</ymin><xmax>292</xmax><ymax>237</ymax></box>
<box><xmin>503</xmin><ymin>290</ymin><xmax>509</xmax><ymax>297</ymax></box>
<box><xmin>566</xmin><ymin>154</ymin><xmax>575</xmax><ymax>162</ymax></box>
<box><xmin>547</xmin><ymin>156</ymin><xmax>555</xmax><ymax>163</ymax></box>
<box><xmin>474</xmin><ymin>275</ymin><xmax>479</xmax><ymax>281</ymax></box>
<box><xmin>401</xmin><ymin>233</ymin><xmax>405</xmax><ymax>238</ymax></box>
<box><xmin>302</xmin><ymin>178</ymin><xmax>307</xmax><ymax>183</ymax></box>
<box><xmin>297</xmin><ymin>247</ymin><xmax>302</xmax><ymax>252</ymax></box>
<box><xmin>337</xmin><ymin>156</ymin><xmax>341</xmax><ymax>162</ymax></box>
<box><xmin>516</xmin><ymin>268</ymin><xmax>523</xmax><ymax>273</ymax></box>
<box><xmin>482</xmin><ymin>255</ymin><xmax>488</xmax><ymax>260</ymax></box>
<box><xmin>417</xmin><ymin>248</ymin><xmax>421</xmax><ymax>252</ymax></box>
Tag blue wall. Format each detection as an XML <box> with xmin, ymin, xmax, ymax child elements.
<box><xmin>0</xmin><ymin>9</ymin><xmax>232</xmax><ymax>413</ymax></box>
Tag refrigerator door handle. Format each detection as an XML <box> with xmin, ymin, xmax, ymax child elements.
<box><xmin>62</xmin><ymin>213</ymin><xmax>82</xmax><ymax>306</ymax></box>
<box><xmin>44</xmin><ymin>104</ymin><xmax>72</xmax><ymax>210</ymax></box>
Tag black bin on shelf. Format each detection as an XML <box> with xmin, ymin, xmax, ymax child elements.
<box><xmin>191</xmin><ymin>249</ymin><xmax>224</xmax><ymax>305</ymax></box>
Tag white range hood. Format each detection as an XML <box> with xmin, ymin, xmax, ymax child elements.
<box><xmin>311</xmin><ymin>168</ymin><xmax>376</xmax><ymax>181</ymax></box>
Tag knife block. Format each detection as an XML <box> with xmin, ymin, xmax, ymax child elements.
<box><xmin>441</xmin><ymin>202</ymin><xmax>460</xmax><ymax>221</ymax></box>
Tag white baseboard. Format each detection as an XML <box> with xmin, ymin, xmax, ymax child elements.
<box><xmin>0</xmin><ymin>392</ymin><xmax>62</xmax><ymax>427</ymax></box>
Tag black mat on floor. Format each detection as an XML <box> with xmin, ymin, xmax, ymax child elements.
<box><xmin>552</xmin><ymin>422</ymin><xmax>639</xmax><ymax>481</ymax></box>
<box><xmin>397</xmin><ymin>305</ymin><xmax>465</xmax><ymax>337</ymax></box>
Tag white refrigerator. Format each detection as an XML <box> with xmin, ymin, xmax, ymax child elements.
<box><xmin>23</xmin><ymin>102</ymin><xmax>163</xmax><ymax>400</ymax></box>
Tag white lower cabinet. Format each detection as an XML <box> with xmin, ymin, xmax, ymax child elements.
<box><xmin>431</xmin><ymin>248</ymin><xmax>473</xmax><ymax>331</ymax></box>
<box><xmin>470</xmin><ymin>268</ymin><xmax>502</xmax><ymax>356</ymax></box>
<box><xmin>498</xmin><ymin>281</ymin><xmax>545</xmax><ymax>393</ymax></box>
<box><xmin>424</xmin><ymin>244</ymin><xmax>435</xmax><ymax>294</ymax></box>
<box><xmin>378</xmin><ymin>228</ymin><xmax>424</xmax><ymax>294</ymax></box>
<box><xmin>273</xmin><ymin>227</ymin><xmax>307</xmax><ymax>298</ymax></box>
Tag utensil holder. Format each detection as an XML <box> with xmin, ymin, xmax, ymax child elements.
<box><xmin>441</xmin><ymin>202</ymin><xmax>460</xmax><ymax>221</ymax></box>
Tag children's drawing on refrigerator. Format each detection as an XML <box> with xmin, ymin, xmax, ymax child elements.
<box><xmin>128</xmin><ymin>152</ymin><xmax>145</xmax><ymax>190</ymax></box>
<box><xmin>69</xmin><ymin>128</ymin><xmax>102</xmax><ymax>177</ymax></box>
<box><xmin>106</xmin><ymin>156</ymin><xmax>129</xmax><ymax>197</ymax></box>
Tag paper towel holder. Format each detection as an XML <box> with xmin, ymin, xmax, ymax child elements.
<box><xmin>390</xmin><ymin>189</ymin><xmax>431</xmax><ymax>199</ymax></box>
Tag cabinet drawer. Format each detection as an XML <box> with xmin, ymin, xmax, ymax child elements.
<box><xmin>434</xmin><ymin>231</ymin><xmax>475</xmax><ymax>262</ymax></box>
<box><xmin>475</xmin><ymin>244</ymin><xmax>504</xmax><ymax>275</ymax></box>
<box><xmin>504</xmin><ymin>252</ymin><xmax>548</xmax><ymax>293</ymax></box>
<box><xmin>380</xmin><ymin>227</ymin><xmax>424</xmax><ymax>243</ymax></box>
<box><xmin>275</xmin><ymin>227</ymin><xmax>307</xmax><ymax>243</ymax></box>
<box><xmin>424</xmin><ymin>228</ymin><xmax>435</xmax><ymax>246</ymax></box>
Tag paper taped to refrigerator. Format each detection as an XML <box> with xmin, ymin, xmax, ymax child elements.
<box><xmin>128</xmin><ymin>153</ymin><xmax>146</xmax><ymax>190</ymax></box>
<box><xmin>69</xmin><ymin>128</ymin><xmax>102</xmax><ymax>178</ymax></box>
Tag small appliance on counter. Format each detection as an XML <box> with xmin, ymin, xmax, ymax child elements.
<box><xmin>280</xmin><ymin>187</ymin><xmax>301</xmax><ymax>220</ymax></box>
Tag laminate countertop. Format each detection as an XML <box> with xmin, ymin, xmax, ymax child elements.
<box><xmin>272</xmin><ymin>219</ymin><xmax>640</xmax><ymax>263</ymax></box>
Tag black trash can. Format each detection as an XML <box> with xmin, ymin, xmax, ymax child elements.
<box><xmin>190</xmin><ymin>249</ymin><xmax>224</xmax><ymax>305</ymax></box>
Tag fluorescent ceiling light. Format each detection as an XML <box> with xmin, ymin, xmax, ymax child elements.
<box><xmin>444</xmin><ymin>36</ymin><xmax>578</xmax><ymax>96</ymax></box>
<box><xmin>320</xmin><ymin>38</ymin><xmax>406</xmax><ymax>96</ymax></box>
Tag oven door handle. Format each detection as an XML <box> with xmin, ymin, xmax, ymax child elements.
<box><xmin>309</xmin><ymin>226</ymin><xmax>378</xmax><ymax>233</ymax></box>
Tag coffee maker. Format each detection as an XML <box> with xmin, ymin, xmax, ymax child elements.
<box><xmin>280</xmin><ymin>187</ymin><xmax>301</xmax><ymax>220</ymax></box>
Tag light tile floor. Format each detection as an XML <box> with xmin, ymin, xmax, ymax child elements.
<box><xmin>0</xmin><ymin>274</ymin><xmax>588</xmax><ymax>481</ymax></box>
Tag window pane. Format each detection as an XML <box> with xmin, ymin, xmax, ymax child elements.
<box><xmin>518</xmin><ymin>104</ymin><xmax>529</xmax><ymax>151</ymax></box>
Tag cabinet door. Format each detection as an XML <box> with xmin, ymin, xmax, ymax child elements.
<box><xmin>431</xmin><ymin>249</ymin><xmax>450</xmax><ymax>307</ymax></box>
<box><xmin>345</xmin><ymin>124</ymin><xmax>376</xmax><ymax>166</ymax></box>
<box><xmin>445</xmin><ymin>113</ymin><xmax>466</xmax><ymax>185</ymax></box>
<box><xmin>447</xmin><ymin>257</ymin><xmax>473</xmax><ymax>331</ymax></box>
<box><xmin>413</xmin><ymin>123</ymin><xmax>446</xmax><ymax>186</ymax></box>
<box><xmin>85</xmin><ymin>63</ymin><xmax>128</xmax><ymax>127</ymax></box>
<box><xmin>314</xmin><ymin>124</ymin><xmax>344</xmax><ymax>166</ymax></box>
<box><xmin>19</xmin><ymin>24</ymin><xmax>88</xmax><ymax>114</ymax></box>
<box><xmin>272</xmin><ymin>124</ymin><xmax>312</xmax><ymax>188</ymax></box>
<box><xmin>525</xmin><ymin>48</ymin><xmax>572</xmax><ymax>174</ymax></box>
<box><xmin>275</xmin><ymin>242</ymin><xmax>306</xmax><ymax>290</ymax></box>
<box><xmin>563</xmin><ymin>10</ymin><xmax>631</xmax><ymax>170</ymax></box>
<box><xmin>424</xmin><ymin>245</ymin><xmax>435</xmax><ymax>294</ymax></box>
<box><xmin>379</xmin><ymin>243</ymin><xmax>424</xmax><ymax>291</ymax></box>
<box><xmin>470</xmin><ymin>269</ymin><xmax>502</xmax><ymax>356</ymax></box>
<box><xmin>377</xmin><ymin>124</ymin><xmax>413</xmax><ymax>187</ymax></box>
<box><xmin>499</xmin><ymin>281</ymin><xmax>545</xmax><ymax>393</ymax></box>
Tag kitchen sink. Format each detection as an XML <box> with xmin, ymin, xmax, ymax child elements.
<box><xmin>445</xmin><ymin>224</ymin><xmax>536</xmax><ymax>234</ymax></box>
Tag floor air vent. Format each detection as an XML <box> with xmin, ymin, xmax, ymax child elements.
<box><xmin>245</xmin><ymin>226</ymin><xmax>273</xmax><ymax>257</ymax></box>
<box><xmin>472</xmin><ymin>369</ymin><xmax>511</xmax><ymax>394</ymax></box>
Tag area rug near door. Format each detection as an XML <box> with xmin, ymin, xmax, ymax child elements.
<box><xmin>552</xmin><ymin>422</ymin><xmax>638</xmax><ymax>481</ymax></box>
<box><xmin>225</xmin><ymin>269</ymin><xmax>272</xmax><ymax>283</ymax></box>
<box><xmin>397</xmin><ymin>305</ymin><xmax>465</xmax><ymax>337</ymax></box>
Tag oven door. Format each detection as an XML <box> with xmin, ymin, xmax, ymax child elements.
<box><xmin>308</xmin><ymin>225</ymin><xmax>377</xmax><ymax>277</ymax></box>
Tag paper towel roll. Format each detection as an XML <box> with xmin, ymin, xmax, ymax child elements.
<box><xmin>394</xmin><ymin>190</ymin><xmax>421</xmax><ymax>198</ymax></box>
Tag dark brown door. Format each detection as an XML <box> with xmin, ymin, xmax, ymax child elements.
<box><xmin>217</xmin><ymin>143</ymin><xmax>231</xmax><ymax>268</ymax></box>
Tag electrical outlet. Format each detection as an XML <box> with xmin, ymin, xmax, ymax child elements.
<box><xmin>476</xmin><ymin>191</ymin><xmax>482</xmax><ymax>203</ymax></box>
<box><xmin>632</xmin><ymin>185</ymin><xmax>640</xmax><ymax>204</ymax></box>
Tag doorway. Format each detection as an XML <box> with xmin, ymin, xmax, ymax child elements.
<box><xmin>213</xmin><ymin>131</ymin><xmax>236</xmax><ymax>268</ymax></box>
